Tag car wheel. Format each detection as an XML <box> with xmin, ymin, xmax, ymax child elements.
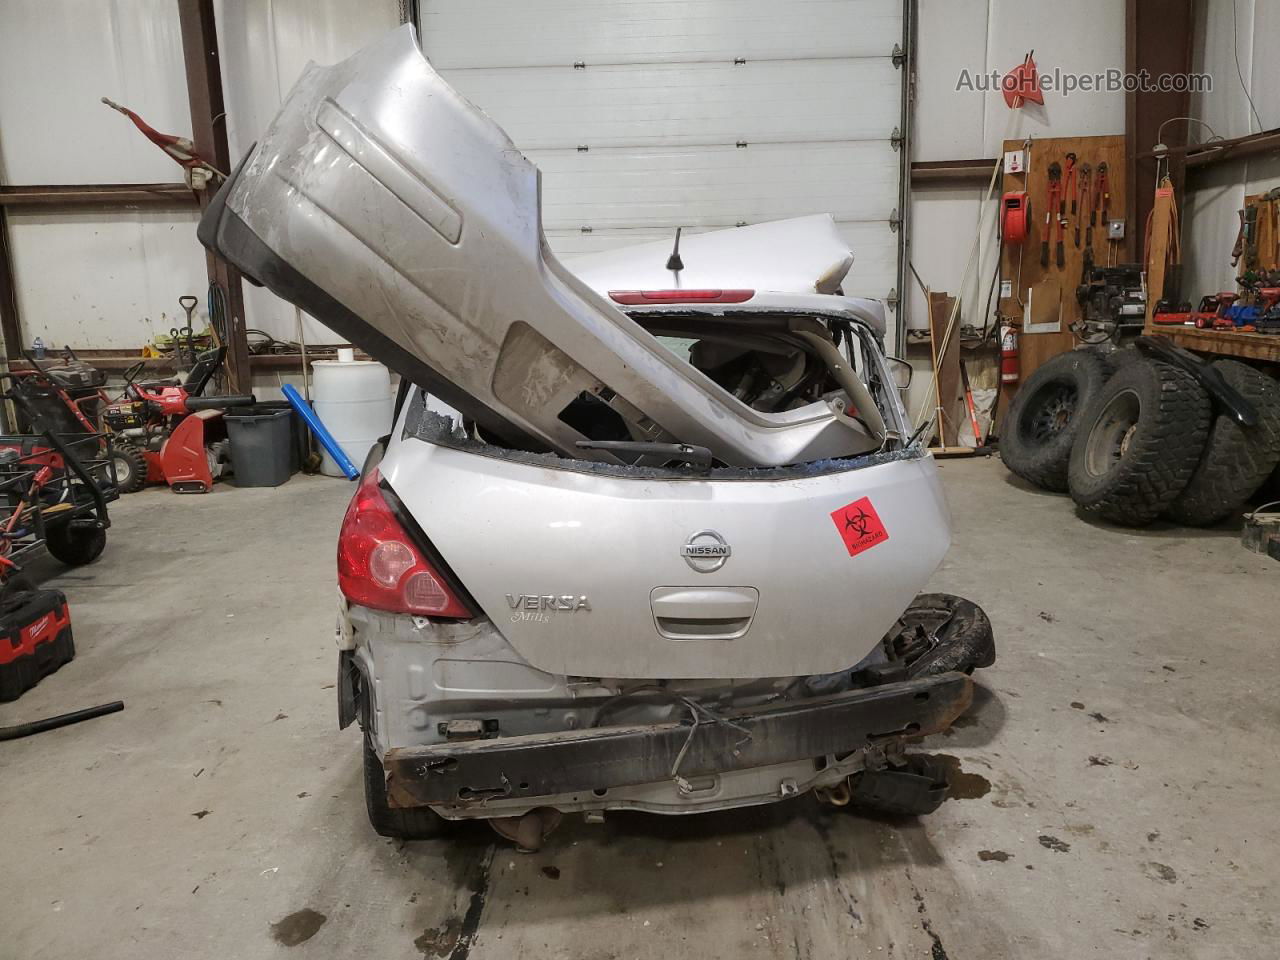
<box><xmin>45</xmin><ymin>523</ymin><xmax>107</xmax><ymax>566</ymax></box>
<box><xmin>1068</xmin><ymin>359</ymin><xmax>1210</xmax><ymax>526</ymax></box>
<box><xmin>111</xmin><ymin>444</ymin><xmax>150</xmax><ymax>494</ymax></box>
<box><xmin>362</xmin><ymin>734</ymin><xmax>447</xmax><ymax>840</ymax></box>
<box><xmin>883</xmin><ymin>593</ymin><xmax>995</xmax><ymax>678</ymax></box>
<box><xmin>1164</xmin><ymin>360</ymin><xmax>1280</xmax><ymax>527</ymax></box>
<box><xmin>847</xmin><ymin>755</ymin><xmax>949</xmax><ymax>817</ymax></box>
<box><xmin>1000</xmin><ymin>350</ymin><xmax>1111</xmax><ymax>492</ymax></box>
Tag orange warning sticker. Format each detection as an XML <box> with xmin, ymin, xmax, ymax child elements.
<box><xmin>830</xmin><ymin>496</ymin><xmax>889</xmax><ymax>557</ymax></box>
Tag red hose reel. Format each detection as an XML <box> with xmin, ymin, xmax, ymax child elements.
<box><xmin>1002</xmin><ymin>191</ymin><xmax>1031</xmax><ymax>246</ymax></box>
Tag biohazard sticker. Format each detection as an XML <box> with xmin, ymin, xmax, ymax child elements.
<box><xmin>830</xmin><ymin>497</ymin><xmax>889</xmax><ymax>557</ymax></box>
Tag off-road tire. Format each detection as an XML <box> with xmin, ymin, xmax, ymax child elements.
<box><xmin>1001</xmin><ymin>350</ymin><xmax>1111</xmax><ymax>492</ymax></box>
<box><xmin>44</xmin><ymin>523</ymin><xmax>107</xmax><ymax>566</ymax></box>
<box><xmin>884</xmin><ymin>593</ymin><xmax>995</xmax><ymax>678</ymax></box>
<box><xmin>1098</xmin><ymin>345</ymin><xmax>1142</xmax><ymax>376</ymax></box>
<box><xmin>111</xmin><ymin>444</ymin><xmax>149</xmax><ymax>494</ymax></box>
<box><xmin>1164</xmin><ymin>360</ymin><xmax>1280</xmax><ymax>526</ymax></box>
<box><xmin>1068</xmin><ymin>359</ymin><xmax>1210</xmax><ymax>526</ymax></box>
<box><xmin>848</xmin><ymin>755</ymin><xmax>949</xmax><ymax>817</ymax></box>
<box><xmin>362</xmin><ymin>735</ymin><xmax>446</xmax><ymax>840</ymax></box>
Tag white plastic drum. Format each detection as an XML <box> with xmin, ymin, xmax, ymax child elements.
<box><xmin>311</xmin><ymin>358</ymin><xmax>394</xmax><ymax>477</ymax></box>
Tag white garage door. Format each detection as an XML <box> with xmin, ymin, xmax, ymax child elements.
<box><xmin>419</xmin><ymin>0</ymin><xmax>908</xmax><ymax>331</ymax></box>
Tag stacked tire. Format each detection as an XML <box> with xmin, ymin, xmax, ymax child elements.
<box><xmin>1001</xmin><ymin>348</ymin><xmax>1280</xmax><ymax>528</ymax></box>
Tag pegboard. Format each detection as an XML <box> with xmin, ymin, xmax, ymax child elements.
<box><xmin>999</xmin><ymin>135</ymin><xmax>1128</xmax><ymax>381</ymax></box>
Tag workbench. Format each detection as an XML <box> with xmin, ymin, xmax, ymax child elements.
<box><xmin>1142</xmin><ymin>324</ymin><xmax>1280</xmax><ymax>364</ymax></box>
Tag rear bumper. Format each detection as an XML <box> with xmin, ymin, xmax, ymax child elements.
<box><xmin>383</xmin><ymin>671</ymin><xmax>972</xmax><ymax>809</ymax></box>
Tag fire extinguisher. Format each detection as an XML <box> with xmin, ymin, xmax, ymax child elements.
<box><xmin>1000</xmin><ymin>324</ymin><xmax>1020</xmax><ymax>385</ymax></box>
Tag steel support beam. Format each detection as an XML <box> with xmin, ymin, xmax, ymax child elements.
<box><xmin>0</xmin><ymin>183</ymin><xmax>196</xmax><ymax>208</ymax></box>
<box><xmin>911</xmin><ymin>159</ymin><xmax>999</xmax><ymax>185</ymax></box>
<box><xmin>178</xmin><ymin>0</ymin><xmax>252</xmax><ymax>393</ymax></box>
<box><xmin>1125</xmin><ymin>0</ymin><xmax>1196</xmax><ymax>268</ymax></box>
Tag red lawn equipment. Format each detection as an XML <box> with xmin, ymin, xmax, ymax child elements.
<box><xmin>103</xmin><ymin>347</ymin><xmax>256</xmax><ymax>493</ymax></box>
<box><xmin>0</xmin><ymin>370</ymin><xmax>116</xmax><ymax>598</ymax></box>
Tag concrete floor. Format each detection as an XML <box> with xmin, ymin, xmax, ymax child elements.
<box><xmin>2</xmin><ymin>458</ymin><xmax>1276</xmax><ymax>959</ymax></box>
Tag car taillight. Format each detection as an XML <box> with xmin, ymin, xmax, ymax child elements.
<box><xmin>337</xmin><ymin>470</ymin><xmax>473</xmax><ymax>618</ymax></box>
<box><xmin>608</xmin><ymin>289</ymin><xmax>755</xmax><ymax>305</ymax></box>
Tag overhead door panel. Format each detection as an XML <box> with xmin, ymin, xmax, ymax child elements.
<box><xmin>448</xmin><ymin>59</ymin><xmax>901</xmax><ymax>149</ymax></box>
<box><xmin>422</xmin><ymin>1</ymin><xmax>907</xmax><ymax>321</ymax></box>
<box><xmin>421</xmin><ymin>0</ymin><xmax>904</xmax><ymax>68</ymax></box>
<box><xmin>534</xmin><ymin>143</ymin><xmax>899</xmax><ymax>230</ymax></box>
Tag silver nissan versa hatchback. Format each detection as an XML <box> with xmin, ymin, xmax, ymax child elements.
<box><xmin>198</xmin><ymin>25</ymin><xmax>995</xmax><ymax>847</ymax></box>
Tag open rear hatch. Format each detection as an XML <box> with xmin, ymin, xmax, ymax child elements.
<box><xmin>197</xmin><ymin>25</ymin><xmax>884</xmax><ymax>469</ymax></box>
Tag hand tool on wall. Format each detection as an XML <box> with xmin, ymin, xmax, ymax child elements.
<box><xmin>1063</xmin><ymin>153</ymin><xmax>1078</xmax><ymax>215</ymax></box>
<box><xmin>1041</xmin><ymin>162</ymin><xmax>1062</xmax><ymax>269</ymax></box>
<box><xmin>1075</xmin><ymin>164</ymin><xmax>1091</xmax><ymax>248</ymax></box>
<box><xmin>1096</xmin><ymin>162</ymin><xmax>1111</xmax><ymax>227</ymax></box>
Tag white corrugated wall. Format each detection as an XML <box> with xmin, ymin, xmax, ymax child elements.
<box><xmin>908</xmin><ymin>0</ymin><xmax>1127</xmax><ymax>332</ymax></box>
<box><xmin>1181</xmin><ymin>0</ymin><xmax>1279</xmax><ymax>302</ymax></box>
<box><xmin>0</xmin><ymin>0</ymin><xmax>398</xmax><ymax>351</ymax></box>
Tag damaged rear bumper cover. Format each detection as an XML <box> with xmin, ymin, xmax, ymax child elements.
<box><xmin>384</xmin><ymin>672</ymin><xmax>972</xmax><ymax>809</ymax></box>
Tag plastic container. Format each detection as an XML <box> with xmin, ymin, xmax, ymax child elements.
<box><xmin>225</xmin><ymin>407</ymin><xmax>294</xmax><ymax>487</ymax></box>
<box><xmin>311</xmin><ymin>358</ymin><xmax>393</xmax><ymax>478</ymax></box>
<box><xmin>243</xmin><ymin>400</ymin><xmax>307</xmax><ymax>473</ymax></box>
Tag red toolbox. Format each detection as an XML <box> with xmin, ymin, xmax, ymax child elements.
<box><xmin>0</xmin><ymin>589</ymin><xmax>74</xmax><ymax>702</ymax></box>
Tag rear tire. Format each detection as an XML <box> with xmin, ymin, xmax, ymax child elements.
<box><xmin>1068</xmin><ymin>359</ymin><xmax>1210</xmax><ymax>526</ymax></box>
<box><xmin>1000</xmin><ymin>350</ymin><xmax>1111</xmax><ymax>492</ymax></box>
<box><xmin>848</xmin><ymin>755</ymin><xmax>949</xmax><ymax>817</ymax></box>
<box><xmin>45</xmin><ymin>523</ymin><xmax>107</xmax><ymax>566</ymax></box>
<box><xmin>362</xmin><ymin>735</ymin><xmax>447</xmax><ymax>840</ymax></box>
<box><xmin>111</xmin><ymin>444</ymin><xmax>149</xmax><ymax>494</ymax></box>
<box><xmin>1164</xmin><ymin>360</ymin><xmax>1280</xmax><ymax>526</ymax></box>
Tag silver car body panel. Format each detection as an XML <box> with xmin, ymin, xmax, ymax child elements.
<box><xmin>345</xmin><ymin>603</ymin><xmax>894</xmax><ymax>819</ymax></box>
<box><xmin>199</xmin><ymin>25</ymin><xmax>882</xmax><ymax>467</ymax></box>
<box><xmin>376</xmin><ymin>389</ymin><xmax>949</xmax><ymax>681</ymax></box>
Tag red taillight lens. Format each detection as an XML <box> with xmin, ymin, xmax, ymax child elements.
<box><xmin>337</xmin><ymin>471</ymin><xmax>473</xmax><ymax>618</ymax></box>
<box><xmin>608</xmin><ymin>289</ymin><xmax>755</xmax><ymax>305</ymax></box>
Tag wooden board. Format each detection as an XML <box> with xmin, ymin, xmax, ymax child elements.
<box><xmin>927</xmin><ymin>291</ymin><xmax>963</xmax><ymax>446</ymax></box>
<box><xmin>999</xmin><ymin>135</ymin><xmax>1129</xmax><ymax>382</ymax></box>
<box><xmin>1142</xmin><ymin>325</ymin><xmax>1280</xmax><ymax>364</ymax></box>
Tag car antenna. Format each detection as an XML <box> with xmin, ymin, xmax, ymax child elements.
<box><xmin>665</xmin><ymin>226</ymin><xmax>684</xmax><ymax>272</ymax></box>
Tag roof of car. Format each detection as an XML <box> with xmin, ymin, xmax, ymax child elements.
<box><xmin>566</xmin><ymin>214</ymin><xmax>856</xmax><ymax>299</ymax></box>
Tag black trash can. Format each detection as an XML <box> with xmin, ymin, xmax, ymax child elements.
<box><xmin>243</xmin><ymin>400</ymin><xmax>308</xmax><ymax>473</ymax></box>
<box><xmin>225</xmin><ymin>407</ymin><xmax>294</xmax><ymax>487</ymax></box>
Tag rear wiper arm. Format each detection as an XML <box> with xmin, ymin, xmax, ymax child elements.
<box><xmin>575</xmin><ymin>440</ymin><xmax>713</xmax><ymax>469</ymax></box>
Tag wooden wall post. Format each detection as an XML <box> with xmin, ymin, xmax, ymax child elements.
<box><xmin>178</xmin><ymin>0</ymin><xmax>253</xmax><ymax>393</ymax></box>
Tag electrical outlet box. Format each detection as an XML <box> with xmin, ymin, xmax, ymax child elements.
<box><xmin>1003</xmin><ymin>150</ymin><xmax>1026</xmax><ymax>175</ymax></box>
<box><xmin>1000</xmin><ymin>279</ymin><xmax>1013</xmax><ymax>298</ymax></box>
<box><xmin>1108</xmin><ymin>219</ymin><xmax>1126</xmax><ymax>240</ymax></box>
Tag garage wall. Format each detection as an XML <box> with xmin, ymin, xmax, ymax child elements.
<box><xmin>907</xmin><ymin>0</ymin><xmax>1127</xmax><ymax>332</ymax></box>
<box><xmin>0</xmin><ymin>0</ymin><xmax>398</xmax><ymax>351</ymax></box>
<box><xmin>420</xmin><ymin>0</ymin><xmax>909</xmax><ymax>340</ymax></box>
<box><xmin>0</xmin><ymin>0</ymin><xmax>207</xmax><ymax>350</ymax></box>
<box><xmin>1180</xmin><ymin>0</ymin><xmax>1280</xmax><ymax>303</ymax></box>
<box><xmin>0</xmin><ymin>1</ymin><xmax>1145</xmax><ymax>354</ymax></box>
